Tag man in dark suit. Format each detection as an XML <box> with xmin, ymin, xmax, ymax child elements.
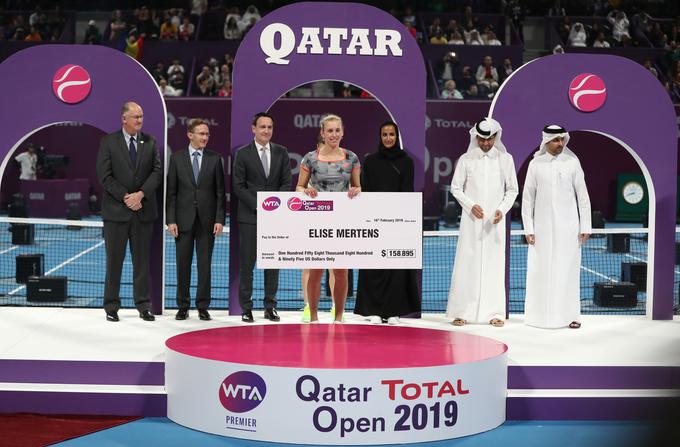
<box><xmin>96</xmin><ymin>101</ymin><xmax>162</xmax><ymax>322</ymax></box>
<box><xmin>232</xmin><ymin>112</ymin><xmax>291</xmax><ymax>322</ymax></box>
<box><xmin>166</xmin><ymin>118</ymin><xmax>225</xmax><ymax>321</ymax></box>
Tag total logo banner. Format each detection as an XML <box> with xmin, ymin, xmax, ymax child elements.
<box><xmin>166</xmin><ymin>350</ymin><xmax>507</xmax><ymax>444</ymax></box>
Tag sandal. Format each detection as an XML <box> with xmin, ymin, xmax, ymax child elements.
<box><xmin>490</xmin><ymin>318</ymin><xmax>505</xmax><ymax>327</ymax></box>
<box><xmin>452</xmin><ymin>318</ymin><xmax>466</xmax><ymax>326</ymax></box>
<box><xmin>569</xmin><ymin>321</ymin><xmax>581</xmax><ymax>329</ymax></box>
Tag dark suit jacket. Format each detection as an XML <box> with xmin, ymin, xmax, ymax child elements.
<box><xmin>96</xmin><ymin>130</ymin><xmax>162</xmax><ymax>222</ymax></box>
<box><xmin>232</xmin><ymin>141</ymin><xmax>292</xmax><ymax>224</ymax></box>
<box><xmin>166</xmin><ymin>148</ymin><xmax>226</xmax><ymax>232</ymax></box>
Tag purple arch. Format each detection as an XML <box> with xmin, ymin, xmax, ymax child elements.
<box><xmin>0</xmin><ymin>45</ymin><xmax>167</xmax><ymax>314</ymax></box>
<box><xmin>229</xmin><ymin>2</ymin><xmax>426</xmax><ymax>313</ymax></box>
<box><xmin>491</xmin><ymin>54</ymin><xmax>677</xmax><ymax>320</ymax></box>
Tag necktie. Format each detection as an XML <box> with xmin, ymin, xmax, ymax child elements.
<box><xmin>260</xmin><ymin>148</ymin><xmax>269</xmax><ymax>178</ymax></box>
<box><xmin>192</xmin><ymin>151</ymin><xmax>201</xmax><ymax>183</ymax></box>
<box><xmin>129</xmin><ymin>136</ymin><xmax>137</xmax><ymax>167</ymax></box>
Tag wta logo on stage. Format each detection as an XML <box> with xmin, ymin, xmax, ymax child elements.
<box><xmin>219</xmin><ymin>371</ymin><xmax>267</xmax><ymax>413</ymax></box>
<box><xmin>52</xmin><ymin>65</ymin><xmax>92</xmax><ymax>104</ymax></box>
<box><xmin>261</xmin><ymin>196</ymin><xmax>281</xmax><ymax>211</ymax></box>
<box><xmin>568</xmin><ymin>73</ymin><xmax>606</xmax><ymax>112</ymax></box>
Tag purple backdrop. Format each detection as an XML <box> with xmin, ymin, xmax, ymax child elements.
<box><xmin>490</xmin><ymin>53</ymin><xmax>678</xmax><ymax>320</ymax></box>
<box><xmin>0</xmin><ymin>45</ymin><xmax>166</xmax><ymax>314</ymax></box>
<box><xmin>229</xmin><ymin>2</ymin><xmax>426</xmax><ymax>313</ymax></box>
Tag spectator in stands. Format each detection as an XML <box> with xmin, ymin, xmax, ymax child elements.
<box><xmin>24</xmin><ymin>25</ymin><xmax>41</xmax><ymax>41</ymax></box>
<box><xmin>557</xmin><ymin>16</ymin><xmax>571</xmax><ymax>44</ymax></box>
<box><xmin>441</xmin><ymin>80</ymin><xmax>463</xmax><ymax>99</ymax></box>
<box><xmin>476</xmin><ymin>56</ymin><xmax>500</xmax><ymax>97</ymax></box>
<box><xmin>438</xmin><ymin>52</ymin><xmax>461</xmax><ymax>85</ymax></box>
<box><xmin>458</xmin><ymin>65</ymin><xmax>476</xmax><ymax>91</ymax></box>
<box><xmin>215</xmin><ymin>64</ymin><xmax>231</xmax><ymax>90</ymax></box>
<box><xmin>463</xmin><ymin>6</ymin><xmax>473</xmax><ymax>26</ymax></box>
<box><xmin>152</xmin><ymin>61</ymin><xmax>165</xmax><ymax>82</ymax></box>
<box><xmin>125</xmin><ymin>34</ymin><xmax>142</xmax><ymax>60</ymax></box>
<box><xmin>84</xmin><ymin>20</ymin><xmax>101</xmax><ymax>44</ymax></box>
<box><xmin>484</xmin><ymin>31</ymin><xmax>501</xmax><ymax>45</ymax></box>
<box><xmin>446</xmin><ymin>19</ymin><xmax>461</xmax><ymax>37</ymax></box>
<box><xmin>499</xmin><ymin>58</ymin><xmax>514</xmax><ymax>83</ymax></box>
<box><xmin>218</xmin><ymin>79</ymin><xmax>232</xmax><ymax>97</ymax></box>
<box><xmin>136</xmin><ymin>6</ymin><xmax>158</xmax><ymax>39</ymax></box>
<box><xmin>669</xmin><ymin>76</ymin><xmax>680</xmax><ymax>103</ymax></box>
<box><xmin>507</xmin><ymin>0</ymin><xmax>525</xmax><ymax>43</ymax></box>
<box><xmin>402</xmin><ymin>7</ymin><xmax>416</xmax><ymax>27</ymax></box>
<box><xmin>464</xmin><ymin>84</ymin><xmax>481</xmax><ymax>99</ymax></box>
<box><xmin>223</xmin><ymin>53</ymin><xmax>234</xmax><ymax>75</ymax></box>
<box><xmin>169</xmin><ymin>8</ymin><xmax>182</xmax><ymax>28</ymax></box>
<box><xmin>643</xmin><ymin>60</ymin><xmax>659</xmax><ymax>78</ymax></box>
<box><xmin>167</xmin><ymin>58</ymin><xmax>185</xmax><ymax>90</ymax></box>
<box><xmin>179</xmin><ymin>17</ymin><xmax>195</xmax><ymax>41</ymax></box>
<box><xmin>404</xmin><ymin>20</ymin><xmax>417</xmax><ymax>39</ymax></box>
<box><xmin>607</xmin><ymin>10</ymin><xmax>631</xmax><ymax>45</ymax></box>
<box><xmin>109</xmin><ymin>10</ymin><xmax>127</xmax><ymax>42</ymax></box>
<box><xmin>160</xmin><ymin>15</ymin><xmax>178</xmax><ymax>41</ymax></box>
<box><xmin>592</xmin><ymin>31</ymin><xmax>610</xmax><ymax>48</ymax></box>
<box><xmin>631</xmin><ymin>10</ymin><xmax>652</xmax><ymax>45</ymax></box>
<box><xmin>548</xmin><ymin>1</ymin><xmax>566</xmax><ymax>17</ymax></box>
<box><xmin>196</xmin><ymin>65</ymin><xmax>215</xmax><ymax>96</ymax></box>
<box><xmin>240</xmin><ymin>5</ymin><xmax>261</xmax><ymax>34</ymax></box>
<box><xmin>448</xmin><ymin>31</ymin><xmax>465</xmax><ymax>45</ymax></box>
<box><xmin>192</xmin><ymin>0</ymin><xmax>208</xmax><ymax>16</ymax></box>
<box><xmin>428</xmin><ymin>18</ymin><xmax>443</xmax><ymax>39</ymax></box>
<box><xmin>159</xmin><ymin>78</ymin><xmax>183</xmax><ymax>97</ymax></box>
<box><xmin>648</xmin><ymin>22</ymin><xmax>666</xmax><ymax>48</ymax></box>
<box><xmin>568</xmin><ymin>22</ymin><xmax>587</xmax><ymax>47</ymax></box>
<box><xmin>553</xmin><ymin>44</ymin><xmax>565</xmax><ymax>54</ymax></box>
<box><xmin>224</xmin><ymin>15</ymin><xmax>242</xmax><ymax>40</ymax></box>
<box><xmin>467</xmin><ymin>29</ymin><xmax>485</xmax><ymax>45</ymax></box>
<box><xmin>430</xmin><ymin>29</ymin><xmax>448</xmax><ymax>44</ymax></box>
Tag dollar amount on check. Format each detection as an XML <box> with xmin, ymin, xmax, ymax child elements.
<box><xmin>256</xmin><ymin>192</ymin><xmax>422</xmax><ymax>269</ymax></box>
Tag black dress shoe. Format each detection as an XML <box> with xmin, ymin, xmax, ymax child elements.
<box><xmin>106</xmin><ymin>311</ymin><xmax>119</xmax><ymax>322</ymax></box>
<box><xmin>175</xmin><ymin>308</ymin><xmax>189</xmax><ymax>320</ymax></box>
<box><xmin>241</xmin><ymin>310</ymin><xmax>254</xmax><ymax>323</ymax></box>
<box><xmin>198</xmin><ymin>309</ymin><xmax>212</xmax><ymax>321</ymax></box>
<box><xmin>139</xmin><ymin>309</ymin><xmax>155</xmax><ymax>321</ymax></box>
<box><xmin>264</xmin><ymin>308</ymin><xmax>280</xmax><ymax>322</ymax></box>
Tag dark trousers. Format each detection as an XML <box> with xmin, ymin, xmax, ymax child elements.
<box><xmin>238</xmin><ymin>222</ymin><xmax>278</xmax><ymax>311</ymax></box>
<box><xmin>103</xmin><ymin>216</ymin><xmax>152</xmax><ymax>313</ymax></box>
<box><xmin>175</xmin><ymin>214</ymin><xmax>215</xmax><ymax>310</ymax></box>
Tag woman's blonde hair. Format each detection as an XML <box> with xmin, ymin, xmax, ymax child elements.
<box><xmin>319</xmin><ymin>114</ymin><xmax>343</xmax><ymax>130</ymax></box>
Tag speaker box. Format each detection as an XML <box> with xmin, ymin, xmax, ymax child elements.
<box><xmin>27</xmin><ymin>276</ymin><xmax>67</xmax><ymax>302</ymax></box>
<box><xmin>66</xmin><ymin>202</ymin><xmax>82</xmax><ymax>230</ymax></box>
<box><xmin>423</xmin><ymin>216</ymin><xmax>439</xmax><ymax>231</ymax></box>
<box><xmin>607</xmin><ymin>234</ymin><xmax>630</xmax><ymax>253</ymax></box>
<box><xmin>591</xmin><ymin>210</ymin><xmax>605</xmax><ymax>229</ymax></box>
<box><xmin>621</xmin><ymin>262</ymin><xmax>647</xmax><ymax>292</ymax></box>
<box><xmin>10</xmin><ymin>223</ymin><xmax>34</xmax><ymax>245</ymax></box>
<box><xmin>15</xmin><ymin>253</ymin><xmax>44</xmax><ymax>284</ymax></box>
<box><xmin>593</xmin><ymin>282</ymin><xmax>638</xmax><ymax>307</ymax></box>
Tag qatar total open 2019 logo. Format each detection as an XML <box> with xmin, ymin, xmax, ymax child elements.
<box><xmin>568</xmin><ymin>73</ymin><xmax>606</xmax><ymax>112</ymax></box>
<box><xmin>52</xmin><ymin>65</ymin><xmax>92</xmax><ymax>104</ymax></box>
<box><xmin>219</xmin><ymin>371</ymin><xmax>267</xmax><ymax>413</ymax></box>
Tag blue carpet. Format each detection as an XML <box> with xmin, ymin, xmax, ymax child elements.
<box><xmin>54</xmin><ymin>418</ymin><xmax>659</xmax><ymax>447</ymax></box>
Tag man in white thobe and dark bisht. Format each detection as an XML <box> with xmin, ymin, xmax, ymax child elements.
<box><xmin>446</xmin><ymin>117</ymin><xmax>519</xmax><ymax>327</ymax></box>
<box><xmin>522</xmin><ymin>125</ymin><xmax>591</xmax><ymax>329</ymax></box>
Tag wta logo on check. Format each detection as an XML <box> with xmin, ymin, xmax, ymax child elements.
<box><xmin>287</xmin><ymin>197</ymin><xmax>333</xmax><ymax>211</ymax></box>
<box><xmin>219</xmin><ymin>371</ymin><xmax>267</xmax><ymax>413</ymax></box>
<box><xmin>261</xmin><ymin>197</ymin><xmax>281</xmax><ymax>211</ymax></box>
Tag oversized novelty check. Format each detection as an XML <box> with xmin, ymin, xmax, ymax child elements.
<box><xmin>256</xmin><ymin>192</ymin><xmax>422</xmax><ymax>269</ymax></box>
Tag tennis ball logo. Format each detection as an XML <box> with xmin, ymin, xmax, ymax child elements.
<box><xmin>287</xmin><ymin>197</ymin><xmax>303</xmax><ymax>211</ymax></box>
<box><xmin>568</xmin><ymin>73</ymin><xmax>606</xmax><ymax>112</ymax></box>
<box><xmin>52</xmin><ymin>65</ymin><xmax>92</xmax><ymax>104</ymax></box>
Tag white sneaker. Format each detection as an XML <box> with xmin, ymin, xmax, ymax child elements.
<box><xmin>332</xmin><ymin>320</ymin><xmax>344</xmax><ymax>324</ymax></box>
<box><xmin>369</xmin><ymin>315</ymin><xmax>382</xmax><ymax>324</ymax></box>
<box><xmin>310</xmin><ymin>320</ymin><xmax>320</xmax><ymax>324</ymax></box>
<box><xmin>387</xmin><ymin>317</ymin><xmax>400</xmax><ymax>325</ymax></box>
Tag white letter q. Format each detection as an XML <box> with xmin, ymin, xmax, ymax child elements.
<box><xmin>260</xmin><ymin>23</ymin><xmax>295</xmax><ymax>65</ymax></box>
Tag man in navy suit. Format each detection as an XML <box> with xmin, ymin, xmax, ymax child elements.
<box><xmin>232</xmin><ymin>112</ymin><xmax>291</xmax><ymax>322</ymax></box>
<box><xmin>96</xmin><ymin>102</ymin><xmax>162</xmax><ymax>322</ymax></box>
<box><xmin>166</xmin><ymin>118</ymin><xmax>226</xmax><ymax>321</ymax></box>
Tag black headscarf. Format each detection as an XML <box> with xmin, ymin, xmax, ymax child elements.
<box><xmin>378</xmin><ymin>120</ymin><xmax>406</xmax><ymax>160</ymax></box>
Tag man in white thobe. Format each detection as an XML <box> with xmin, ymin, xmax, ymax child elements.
<box><xmin>446</xmin><ymin>118</ymin><xmax>518</xmax><ymax>327</ymax></box>
<box><xmin>522</xmin><ymin>125</ymin><xmax>591</xmax><ymax>329</ymax></box>
<box><xmin>15</xmin><ymin>146</ymin><xmax>37</xmax><ymax>180</ymax></box>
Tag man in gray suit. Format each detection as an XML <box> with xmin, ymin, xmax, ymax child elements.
<box><xmin>232</xmin><ymin>112</ymin><xmax>291</xmax><ymax>323</ymax></box>
<box><xmin>97</xmin><ymin>101</ymin><xmax>162</xmax><ymax>322</ymax></box>
<box><xmin>166</xmin><ymin>118</ymin><xmax>226</xmax><ymax>321</ymax></box>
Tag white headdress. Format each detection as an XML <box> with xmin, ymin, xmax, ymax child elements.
<box><xmin>467</xmin><ymin>117</ymin><xmax>507</xmax><ymax>154</ymax></box>
<box><xmin>536</xmin><ymin>124</ymin><xmax>575</xmax><ymax>158</ymax></box>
